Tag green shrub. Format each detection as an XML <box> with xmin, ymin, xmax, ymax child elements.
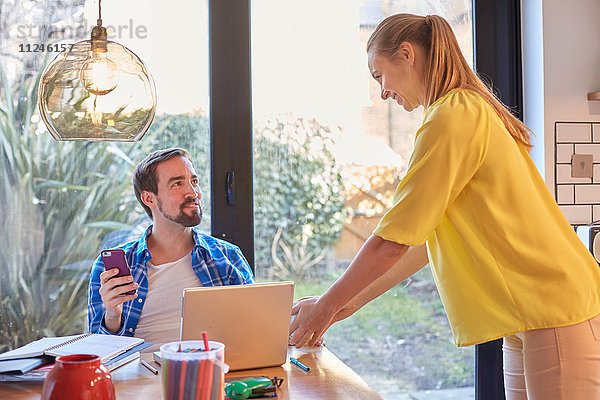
<box><xmin>146</xmin><ymin>113</ymin><xmax>347</xmax><ymax>280</ymax></box>
<box><xmin>253</xmin><ymin>116</ymin><xmax>346</xmax><ymax>279</ymax></box>
<box><xmin>0</xmin><ymin>61</ymin><xmax>146</xmax><ymax>351</ymax></box>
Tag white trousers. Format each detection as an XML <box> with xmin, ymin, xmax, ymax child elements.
<box><xmin>503</xmin><ymin>314</ymin><xmax>600</xmax><ymax>399</ymax></box>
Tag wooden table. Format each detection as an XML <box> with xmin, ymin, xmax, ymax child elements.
<box><xmin>0</xmin><ymin>346</ymin><xmax>384</xmax><ymax>399</ymax></box>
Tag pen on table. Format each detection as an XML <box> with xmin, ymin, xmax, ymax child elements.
<box><xmin>141</xmin><ymin>359</ymin><xmax>159</xmax><ymax>375</ymax></box>
<box><xmin>290</xmin><ymin>357</ymin><xmax>310</xmax><ymax>372</ymax></box>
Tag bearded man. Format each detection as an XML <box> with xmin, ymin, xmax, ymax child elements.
<box><xmin>88</xmin><ymin>148</ymin><xmax>254</xmax><ymax>346</ymax></box>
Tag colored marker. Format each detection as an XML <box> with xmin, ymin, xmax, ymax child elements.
<box><xmin>290</xmin><ymin>357</ymin><xmax>310</xmax><ymax>372</ymax></box>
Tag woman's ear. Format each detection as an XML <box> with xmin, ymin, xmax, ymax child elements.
<box><xmin>396</xmin><ymin>41</ymin><xmax>416</xmax><ymax>64</ymax></box>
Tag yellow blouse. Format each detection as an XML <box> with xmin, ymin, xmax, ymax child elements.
<box><xmin>373</xmin><ymin>88</ymin><xmax>600</xmax><ymax>346</ymax></box>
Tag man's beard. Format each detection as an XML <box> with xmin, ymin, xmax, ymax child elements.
<box><xmin>157</xmin><ymin>198</ymin><xmax>202</xmax><ymax>227</ymax></box>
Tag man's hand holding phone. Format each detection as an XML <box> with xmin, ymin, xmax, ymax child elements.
<box><xmin>99</xmin><ymin>269</ymin><xmax>138</xmax><ymax>332</ymax></box>
<box><xmin>99</xmin><ymin>249</ymin><xmax>138</xmax><ymax>333</ymax></box>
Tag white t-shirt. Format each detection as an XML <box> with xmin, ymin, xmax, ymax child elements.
<box><xmin>134</xmin><ymin>253</ymin><xmax>201</xmax><ymax>351</ymax></box>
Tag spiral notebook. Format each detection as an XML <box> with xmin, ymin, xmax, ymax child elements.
<box><xmin>0</xmin><ymin>333</ymin><xmax>145</xmax><ymax>363</ymax></box>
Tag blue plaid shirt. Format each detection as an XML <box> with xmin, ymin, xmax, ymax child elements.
<box><xmin>88</xmin><ymin>226</ymin><xmax>255</xmax><ymax>336</ymax></box>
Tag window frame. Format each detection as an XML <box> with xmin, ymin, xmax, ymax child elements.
<box><xmin>209</xmin><ymin>0</ymin><xmax>254</xmax><ymax>271</ymax></box>
<box><xmin>473</xmin><ymin>0</ymin><xmax>522</xmax><ymax>398</ymax></box>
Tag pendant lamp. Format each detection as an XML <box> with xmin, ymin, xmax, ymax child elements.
<box><xmin>38</xmin><ymin>0</ymin><xmax>157</xmax><ymax>141</ymax></box>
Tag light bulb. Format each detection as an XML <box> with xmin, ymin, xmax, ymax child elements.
<box><xmin>79</xmin><ymin>50</ymin><xmax>119</xmax><ymax>96</ymax></box>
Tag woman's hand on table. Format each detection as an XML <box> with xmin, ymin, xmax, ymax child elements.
<box><xmin>289</xmin><ymin>296</ymin><xmax>339</xmax><ymax>348</ymax></box>
<box><xmin>289</xmin><ymin>297</ymin><xmax>324</xmax><ymax>347</ymax></box>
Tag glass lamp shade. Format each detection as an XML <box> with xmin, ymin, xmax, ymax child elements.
<box><xmin>38</xmin><ymin>40</ymin><xmax>156</xmax><ymax>141</ymax></box>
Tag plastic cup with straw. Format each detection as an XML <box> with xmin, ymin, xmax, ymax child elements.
<box><xmin>160</xmin><ymin>334</ymin><xmax>228</xmax><ymax>400</ymax></box>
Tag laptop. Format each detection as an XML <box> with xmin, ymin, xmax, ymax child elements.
<box><xmin>180</xmin><ymin>281</ymin><xmax>294</xmax><ymax>371</ymax></box>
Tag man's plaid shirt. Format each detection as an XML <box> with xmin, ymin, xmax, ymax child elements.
<box><xmin>88</xmin><ymin>226</ymin><xmax>254</xmax><ymax>336</ymax></box>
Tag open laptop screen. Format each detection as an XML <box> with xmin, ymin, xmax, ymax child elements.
<box><xmin>181</xmin><ymin>281</ymin><xmax>294</xmax><ymax>371</ymax></box>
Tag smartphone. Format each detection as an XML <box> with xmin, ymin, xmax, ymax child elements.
<box><xmin>101</xmin><ymin>249</ymin><xmax>136</xmax><ymax>295</ymax></box>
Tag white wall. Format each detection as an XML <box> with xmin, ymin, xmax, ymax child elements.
<box><xmin>523</xmin><ymin>0</ymin><xmax>600</xmax><ymax>225</ymax></box>
<box><xmin>536</xmin><ymin>0</ymin><xmax>600</xmax><ymax>189</ymax></box>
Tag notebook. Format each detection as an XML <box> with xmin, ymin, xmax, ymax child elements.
<box><xmin>0</xmin><ymin>356</ymin><xmax>52</xmax><ymax>374</ymax></box>
<box><xmin>102</xmin><ymin>341</ymin><xmax>151</xmax><ymax>370</ymax></box>
<box><xmin>0</xmin><ymin>333</ymin><xmax>145</xmax><ymax>363</ymax></box>
<box><xmin>180</xmin><ymin>281</ymin><xmax>294</xmax><ymax>371</ymax></box>
<box><xmin>103</xmin><ymin>351</ymin><xmax>140</xmax><ymax>371</ymax></box>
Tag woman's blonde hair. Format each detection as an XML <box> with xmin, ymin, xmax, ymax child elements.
<box><xmin>367</xmin><ymin>13</ymin><xmax>533</xmax><ymax>150</ymax></box>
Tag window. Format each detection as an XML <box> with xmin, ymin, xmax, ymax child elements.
<box><xmin>1</xmin><ymin>1</ymin><xmax>521</xmax><ymax>397</ymax></box>
<box><xmin>0</xmin><ymin>0</ymin><xmax>210</xmax><ymax>349</ymax></box>
<box><xmin>251</xmin><ymin>1</ymin><xmax>475</xmax><ymax>397</ymax></box>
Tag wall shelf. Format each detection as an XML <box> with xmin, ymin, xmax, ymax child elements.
<box><xmin>588</xmin><ymin>92</ymin><xmax>600</xmax><ymax>101</ymax></box>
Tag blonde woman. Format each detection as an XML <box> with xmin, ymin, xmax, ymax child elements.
<box><xmin>289</xmin><ymin>13</ymin><xmax>600</xmax><ymax>399</ymax></box>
